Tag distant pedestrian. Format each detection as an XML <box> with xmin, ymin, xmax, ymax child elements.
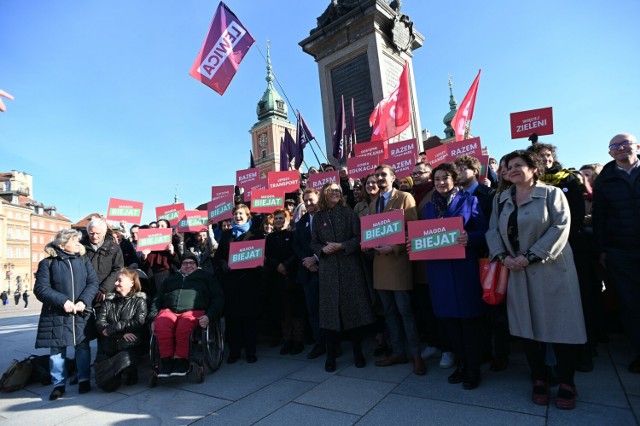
<box><xmin>23</xmin><ymin>291</ymin><xmax>29</xmax><ymax>309</ymax></box>
<box><xmin>14</xmin><ymin>290</ymin><xmax>20</xmax><ymax>305</ymax></box>
<box><xmin>0</xmin><ymin>291</ymin><xmax>7</xmax><ymax>306</ymax></box>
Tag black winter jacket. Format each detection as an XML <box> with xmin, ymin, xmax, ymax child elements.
<box><xmin>96</xmin><ymin>292</ymin><xmax>147</xmax><ymax>337</ymax></box>
<box><xmin>593</xmin><ymin>160</ymin><xmax>640</xmax><ymax>252</ymax></box>
<box><xmin>34</xmin><ymin>244</ymin><xmax>100</xmax><ymax>348</ymax></box>
<box><xmin>82</xmin><ymin>235</ymin><xmax>124</xmax><ymax>295</ymax></box>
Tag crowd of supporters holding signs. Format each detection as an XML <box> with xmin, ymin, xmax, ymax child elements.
<box><xmin>32</xmin><ymin>133</ymin><xmax>640</xmax><ymax>412</ymax></box>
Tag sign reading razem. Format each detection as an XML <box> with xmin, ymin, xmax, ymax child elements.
<box><xmin>228</xmin><ymin>239</ymin><xmax>265</xmax><ymax>269</ymax></box>
<box><xmin>107</xmin><ymin>198</ymin><xmax>143</xmax><ymax>224</ymax></box>
<box><xmin>137</xmin><ymin>228</ymin><xmax>172</xmax><ymax>252</ymax></box>
<box><xmin>360</xmin><ymin>210</ymin><xmax>406</xmax><ymax>248</ymax></box>
<box><xmin>408</xmin><ymin>217</ymin><xmax>465</xmax><ymax>260</ymax></box>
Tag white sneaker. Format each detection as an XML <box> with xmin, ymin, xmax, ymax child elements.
<box><xmin>420</xmin><ymin>345</ymin><xmax>441</xmax><ymax>360</ymax></box>
<box><xmin>439</xmin><ymin>352</ymin><xmax>455</xmax><ymax>369</ymax></box>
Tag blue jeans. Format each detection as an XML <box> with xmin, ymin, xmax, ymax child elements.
<box><xmin>50</xmin><ymin>341</ymin><xmax>91</xmax><ymax>387</ymax></box>
<box><xmin>378</xmin><ymin>290</ymin><xmax>420</xmax><ymax>357</ymax></box>
<box><xmin>606</xmin><ymin>248</ymin><xmax>640</xmax><ymax>353</ymax></box>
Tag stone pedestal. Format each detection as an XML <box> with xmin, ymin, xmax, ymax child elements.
<box><xmin>300</xmin><ymin>0</ymin><xmax>424</xmax><ymax>163</ymax></box>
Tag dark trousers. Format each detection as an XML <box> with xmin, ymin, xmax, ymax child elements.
<box><xmin>302</xmin><ymin>273</ymin><xmax>324</xmax><ymax>345</ymax></box>
<box><xmin>324</xmin><ymin>327</ymin><xmax>364</xmax><ymax>361</ymax></box>
<box><xmin>523</xmin><ymin>339</ymin><xmax>579</xmax><ymax>385</ymax></box>
<box><xmin>441</xmin><ymin>317</ymin><xmax>484</xmax><ymax>373</ymax></box>
<box><xmin>487</xmin><ymin>304</ymin><xmax>510</xmax><ymax>361</ymax></box>
<box><xmin>226</xmin><ymin>316</ymin><xmax>257</xmax><ymax>357</ymax></box>
<box><xmin>606</xmin><ymin>248</ymin><xmax>640</xmax><ymax>353</ymax></box>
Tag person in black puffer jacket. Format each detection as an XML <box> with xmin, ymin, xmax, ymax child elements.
<box><xmin>95</xmin><ymin>267</ymin><xmax>148</xmax><ymax>390</ymax></box>
<box><xmin>34</xmin><ymin>230</ymin><xmax>100</xmax><ymax>401</ymax></box>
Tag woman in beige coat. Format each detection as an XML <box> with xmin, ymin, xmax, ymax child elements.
<box><xmin>486</xmin><ymin>150</ymin><xmax>586</xmax><ymax>410</ymax></box>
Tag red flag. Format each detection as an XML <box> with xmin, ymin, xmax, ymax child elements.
<box><xmin>369</xmin><ymin>62</ymin><xmax>411</xmax><ymax>142</ymax></box>
<box><xmin>451</xmin><ymin>69</ymin><xmax>482</xmax><ymax>142</ymax></box>
<box><xmin>189</xmin><ymin>2</ymin><xmax>255</xmax><ymax>95</ymax></box>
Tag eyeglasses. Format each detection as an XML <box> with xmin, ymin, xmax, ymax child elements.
<box><xmin>434</xmin><ymin>176</ymin><xmax>452</xmax><ymax>183</ymax></box>
<box><xmin>326</xmin><ymin>188</ymin><xmax>341</xmax><ymax>194</ymax></box>
<box><xmin>182</xmin><ymin>260</ymin><xmax>196</xmax><ymax>265</ymax></box>
<box><xmin>609</xmin><ymin>140</ymin><xmax>635</xmax><ymax>150</ymax></box>
<box><xmin>411</xmin><ymin>171</ymin><xmax>428</xmax><ymax>177</ymax></box>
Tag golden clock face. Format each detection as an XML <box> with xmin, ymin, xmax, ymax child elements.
<box><xmin>259</xmin><ymin>133</ymin><xmax>268</xmax><ymax>148</ymax></box>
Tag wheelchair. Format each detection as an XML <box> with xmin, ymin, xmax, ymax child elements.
<box><xmin>149</xmin><ymin>318</ymin><xmax>224</xmax><ymax>386</ymax></box>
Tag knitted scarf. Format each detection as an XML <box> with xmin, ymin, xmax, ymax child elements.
<box><xmin>232</xmin><ymin>220</ymin><xmax>252</xmax><ymax>239</ymax></box>
<box><xmin>431</xmin><ymin>188</ymin><xmax>459</xmax><ymax>218</ymax></box>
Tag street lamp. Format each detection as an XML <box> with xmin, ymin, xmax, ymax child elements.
<box><xmin>3</xmin><ymin>263</ymin><xmax>15</xmax><ymax>293</ymax></box>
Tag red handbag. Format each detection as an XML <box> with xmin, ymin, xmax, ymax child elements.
<box><xmin>479</xmin><ymin>258</ymin><xmax>509</xmax><ymax>305</ymax></box>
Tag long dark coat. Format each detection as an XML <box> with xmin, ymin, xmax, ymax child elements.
<box><xmin>423</xmin><ymin>192</ymin><xmax>488</xmax><ymax>318</ymax></box>
<box><xmin>310</xmin><ymin>205</ymin><xmax>375</xmax><ymax>331</ymax></box>
<box><xmin>34</xmin><ymin>244</ymin><xmax>100</xmax><ymax>348</ymax></box>
<box><xmin>213</xmin><ymin>228</ymin><xmax>264</xmax><ymax>319</ymax></box>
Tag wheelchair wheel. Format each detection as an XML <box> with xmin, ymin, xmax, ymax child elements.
<box><xmin>202</xmin><ymin>320</ymin><xmax>224</xmax><ymax>372</ymax></box>
<box><xmin>149</xmin><ymin>333</ymin><xmax>160</xmax><ymax>370</ymax></box>
<box><xmin>149</xmin><ymin>371</ymin><xmax>158</xmax><ymax>387</ymax></box>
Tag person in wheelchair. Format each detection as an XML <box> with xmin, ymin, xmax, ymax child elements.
<box><xmin>95</xmin><ymin>267</ymin><xmax>147</xmax><ymax>390</ymax></box>
<box><xmin>148</xmin><ymin>253</ymin><xmax>224</xmax><ymax>377</ymax></box>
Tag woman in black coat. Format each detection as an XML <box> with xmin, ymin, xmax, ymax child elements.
<box><xmin>213</xmin><ymin>204</ymin><xmax>264</xmax><ymax>364</ymax></box>
<box><xmin>310</xmin><ymin>182</ymin><xmax>375</xmax><ymax>372</ymax></box>
<box><xmin>34</xmin><ymin>229</ymin><xmax>99</xmax><ymax>401</ymax></box>
<box><xmin>95</xmin><ymin>267</ymin><xmax>147</xmax><ymax>390</ymax></box>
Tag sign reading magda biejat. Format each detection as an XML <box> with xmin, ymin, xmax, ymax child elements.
<box><xmin>229</xmin><ymin>239</ymin><xmax>265</xmax><ymax>269</ymax></box>
<box><xmin>107</xmin><ymin>198</ymin><xmax>143</xmax><ymax>224</ymax></box>
<box><xmin>408</xmin><ymin>217</ymin><xmax>465</xmax><ymax>260</ymax></box>
<box><xmin>360</xmin><ymin>209</ymin><xmax>406</xmax><ymax>248</ymax></box>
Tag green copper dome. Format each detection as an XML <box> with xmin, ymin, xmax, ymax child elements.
<box><xmin>256</xmin><ymin>42</ymin><xmax>288</xmax><ymax>121</ymax></box>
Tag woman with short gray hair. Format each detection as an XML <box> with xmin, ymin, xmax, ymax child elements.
<box><xmin>34</xmin><ymin>228</ymin><xmax>100</xmax><ymax>401</ymax></box>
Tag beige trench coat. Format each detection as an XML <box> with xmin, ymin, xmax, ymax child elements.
<box><xmin>485</xmin><ymin>183</ymin><xmax>586</xmax><ymax>344</ymax></box>
<box><xmin>368</xmin><ymin>189</ymin><xmax>417</xmax><ymax>291</ymax></box>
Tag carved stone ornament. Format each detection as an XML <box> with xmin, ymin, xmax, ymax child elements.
<box><xmin>391</xmin><ymin>14</ymin><xmax>414</xmax><ymax>53</ymax></box>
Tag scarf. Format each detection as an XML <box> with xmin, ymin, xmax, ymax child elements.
<box><xmin>543</xmin><ymin>166</ymin><xmax>573</xmax><ymax>187</ymax></box>
<box><xmin>232</xmin><ymin>220</ymin><xmax>252</xmax><ymax>239</ymax></box>
<box><xmin>431</xmin><ymin>187</ymin><xmax>459</xmax><ymax>218</ymax></box>
<box><xmin>412</xmin><ymin>181</ymin><xmax>434</xmax><ymax>206</ymax></box>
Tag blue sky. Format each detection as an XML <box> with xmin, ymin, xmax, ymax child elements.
<box><xmin>1</xmin><ymin>0</ymin><xmax>638</xmax><ymax>223</ymax></box>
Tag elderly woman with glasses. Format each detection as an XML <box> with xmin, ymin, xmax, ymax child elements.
<box><xmin>311</xmin><ymin>182</ymin><xmax>375</xmax><ymax>372</ymax></box>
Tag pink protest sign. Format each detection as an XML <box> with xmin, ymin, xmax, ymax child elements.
<box><xmin>354</xmin><ymin>140</ymin><xmax>387</xmax><ymax>159</ymax></box>
<box><xmin>207</xmin><ymin>195</ymin><xmax>234</xmax><ymax>223</ymax></box>
<box><xmin>447</xmin><ymin>137</ymin><xmax>483</xmax><ymax>159</ymax></box>
<box><xmin>155</xmin><ymin>203</ymin><xmax>185</xmax><ymax>227</ymax></box>
<box><xmin>243</xmin><ymin>177</ymin><xmax>268</xmax><ymax>203</ymax></box>
<box><xmin>510</xmin><ymin>107</ymin><xmax>554</xmax><ymax>139</ymax></box>
<box><xmin>177</xmin><ymin>210</ymin><xmax>208</xmax><ymax>233</ymax></box>
<box><xmin>309</xmin><ymin>171</ymin><xmax>339</xmax><ymax>191</ymax></box>
<box><xmin>424</xmin><ymin>145</ymin><xmax>450</xmax><ymax>167</ymax></box>
<box><xmin>388</xmin><ymin>138</ymin><xmax>418</xmax><ymax>159</ymax></box>
<box><xmin>408</xmin><ymin>217</ymin><xmax>465</xmax><ymax>260</ymax></box>
<box><xmin>268</xmin><ymin>170</ymin><xmax>300</xmax><ymax>193</ymax></box>
<box><xmin>360</xmin><ymin>209</ymin><xmax>406</xmax><ymax>248</ymax></box>
<box><xmin>211</xmin><ymin>185</ymin><xmax>235</xmax><ymax>201</ymax></box>
<box><xmin>137</xmin><ymin>228</ymin><xmax>172</xmax><ymax>252</ymax></box>
<box><xmin>250</xmin><ymin>188</ymin><xmax>285</xmax><ymax>213</ymax></box>
<box><xmin>381</xmin><ymin>152</ymin><xmax>415</xmax><ymax>179</ymax></box>
<box><xmin>478</xmin><ymin>154</ymin><xmax>490</xmax><ymax>178</ymax></box>
<box><xmin>347</xmin><ymin>155</ymin><xmax>380</xmax><ymax>180</ymax></box>
<box><xmin>229</xmin><ymin>239</ymin><xmax>265</xmax><ymax>270</ymax></box>
<box><xmin>236</xmin><ymin>167</ymin><xmax>260</xmax><ymax>189</ymax></box>
<box><xmin>107</xmin><ymin>198</ymin><xmax>143</xmax><ymax>224</ymax></box>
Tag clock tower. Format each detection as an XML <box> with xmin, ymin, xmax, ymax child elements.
<box><xmin>249</xmin><ymin>43</ymin><xmax>296</xmax><ymax>177</ymax></box>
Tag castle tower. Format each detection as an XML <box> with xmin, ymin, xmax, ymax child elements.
<box><xmin>249</xmin><ymin>42</ymin><xmax>296</xmax><ymax>177</ymax></box>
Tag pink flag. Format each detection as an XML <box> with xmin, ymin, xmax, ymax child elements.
<box><xmin>451</xmin><ymin>69</ymin><xmax>482</xmax><ymax>142</ymax></box>
<box><xmin>369</xmin><ymin>62</ymin><xmax>411</xmax><ymax>142</ymax></box>
<box><xmin>189</xmin><ymin>2</ymin><xmax>255</xmax><ymax>95</ymax></box>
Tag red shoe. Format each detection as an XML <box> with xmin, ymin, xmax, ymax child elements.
<box><xmin>531</xmin><ymin>380</ymin><xmax>549</xmax><ymax>405</ymax></box>
<box><xmin>555</xmin><ymin>383</ymin><xmax>577</xmax><ymax>410</ymax></box>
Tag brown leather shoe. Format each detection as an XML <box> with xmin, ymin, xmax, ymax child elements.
<box><xmin>375</xmin><ymin>354</ymin><xmax>409</xmax><ymax>367</ymax></box>
<box><xmin>413</xmin><ymin>355</ymin><xmax>427</xmax><ymax>376</ymax></box>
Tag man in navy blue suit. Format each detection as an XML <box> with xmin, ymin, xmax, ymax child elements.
<box><xmin>293</xmin><ymin>188</ymin><xmax>325</xmax><ymax>359</ymax></box>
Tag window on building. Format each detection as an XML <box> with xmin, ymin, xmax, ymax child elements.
<box><xmin>40</xmin><ymin>253</ymin><xmax>45</xmax><ymax>261</ymax></box>
<box><xmin>32</xmin><ymin>235</ymin><xmax>37</xmax><ymax>244</ymax></box>
<box><xmin>7</xmin><ymin>247</ymin><xmax>13</xmax><ymax>258</ymax></box>
<box><xmin>33</xmin><ymin>253</ymin><xmax>38</xmax><ymax>262</ymax></box>
<box><xmin>7</xmin><ymin>228</ymin><xmax>12</xmax><ymax>239</ymax></box>
<box><xmin>39</xmin><ymin>236</ymin><xmax>44</xmax><ymax>244</ymax></box>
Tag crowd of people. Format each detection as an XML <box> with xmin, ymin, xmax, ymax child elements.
<box><xmin>32</xmin><ymin>133</ymin><xmax>639</xmax><ymax>411</ymax></box>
